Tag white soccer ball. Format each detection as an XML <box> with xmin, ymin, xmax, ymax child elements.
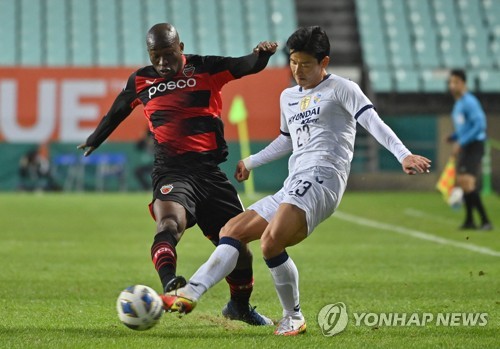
<box><xmin>448</xmin><ymin>187</ymin><xmax>464</xmax><ymax>208</ymax></box>
<box><xmin>116</xmin><ymin>285</ymin><xmax>164</xmax><ymax>331</ymax></box>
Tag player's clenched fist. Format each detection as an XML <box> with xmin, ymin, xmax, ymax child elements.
<box><xmin>234</xmin><ymin>160</ymin><xmax>251</xmax><ymax>182</ymax></box>
<box><xmin>253</xmin><ymin>41</ymin><xmax>278</xmax><ymax>55</ymax></box>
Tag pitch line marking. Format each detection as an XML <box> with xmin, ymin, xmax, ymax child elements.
<box><xmin>334</xmin><ymin>211</ymin><xmax>500</xmax><ymax>257</ymax></box>
<box><xmin>403</xmin><ymin>208</ymin><xmax>457</xmax><ymax>226</ymax></box>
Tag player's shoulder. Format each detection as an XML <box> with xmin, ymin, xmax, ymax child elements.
<box><xmin>135</xmin><ymin>65</ymin><xmax>158</xmax><ymax>78</ymax></box>
<box><xmin>462</xmin><ymin>92</ymin><xmax>481</xmax><ymax>105</ymax></box>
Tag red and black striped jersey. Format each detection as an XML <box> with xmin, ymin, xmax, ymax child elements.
<box><xmin>86</xmin><ymin>52</ymin><xmax>273</xmax><ymax>169</ymax></box>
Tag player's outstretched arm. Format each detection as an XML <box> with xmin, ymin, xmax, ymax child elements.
<box><xmin>226</xmin><ymin>41</ymin><xmax>278</xmax><ymax>79</ymax></box>
<box><xmin>401</xmin><ymin>154</ymin><xmax>432</xmax><ymax>175</ymax></box>
<box><xmin>234</xmin><ymin>134</ymin><xmax>292</xmax><ymax>182</ymax></box>
<box><xmin>77</xmin><ymin>73</ymin><xmax>138</xmax><ymax>157</ymax></box>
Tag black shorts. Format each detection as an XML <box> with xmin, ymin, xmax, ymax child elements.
<box><xmin>457</xmin><ymin>141</ymin><xmax>484</xmax><ymax>176</ymax></box>
<box><xmin>149</xmin><ymin>166</ymin><xmax>243</xmax><ymax>244</ymax></box>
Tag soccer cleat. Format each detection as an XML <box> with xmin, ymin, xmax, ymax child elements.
<box><xmin>274</xmin><ymin>315</ymin><xmax>307</xmax><ymax>336</ymax></box>
<box><xmin>161</xmin><ymin>288</ymin><xmax>197</xmax><ymax>315</ymax></box>
<box><xmin>221</xmin><ymin>300</ymin><xmax>274</xmax><ymax>326</ymax></box>
<box><xmin>459</xmin><ymin>222</ymin><xmax>477</xmax><ymax>230</ymax></box>
<box><xmin>163</xmin><ymin>276</ymin><xmax>187</xmax><ymax>293</ymax></box>
<box><xmin>479</xmin><ymin>222</ymin><xmax>493</xmax><ymax>231</ymax></box>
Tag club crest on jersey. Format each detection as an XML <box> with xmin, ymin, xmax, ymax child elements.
<box><xmin>183</xmin><ymin>64</ymin><xmax>195</xmax><ymax>77</ymax></box>
<box><xmin>160</xmin><ymin>184</ymin><xmax>174</xmax><ymax>195</ymax></box>
<box><xmin>313</xmin><ymin>93</ymin><xmax>322</xmax><ymax>104</ymax></box>
<box><xmin>300</xmin><ymin>96</ymin><xmax>311</xmax><ymax>111</ymax></box>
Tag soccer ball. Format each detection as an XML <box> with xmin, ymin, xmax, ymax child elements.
<box><xmin>116</xmin><ymin>285</ymin><xmax>164</xmax><ymax>331</ymax></box>
<box><xmin>448</xmin><ymin>187</ymin><xmax>464</xmax><ymax>209</ymax></box>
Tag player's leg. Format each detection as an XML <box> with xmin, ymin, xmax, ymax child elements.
<box><xmin>456</xmin><ymin>143</ymin><xmax>492</xmax><ymax>230</ymax></box>
<box><xmin>261</xmin><ymin>203</ymin><xmax>308</xmax><ymax>335</ymax></box>
<box><xmin>151</xmin><ymin>199</ymin><xmax>190</xmax><ymax>292</ymax></box>
<box><xmin>163</xmin><ymin>210</ymin><xmax>269</xmax><ymax>314</ymax></box>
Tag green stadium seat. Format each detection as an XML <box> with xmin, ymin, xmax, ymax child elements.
<box><xmin>394</xmin><ymin>69</ymin><xmax>420</xmax><ymax>92</ymax></box>
<box><xmin>0</xmin><ymin>0</ymin><xmax>17</xmax><ymax>65</ymax></box>
<box><xmin>269</xmin><ymin>0</ymin><xmax>297</xmax><ymax>66</ymax></box>
<box><xmin>95</xmin><ymin>0</ymin><xmax>119</xmax><ymax>66</ymax></box>
<box><xmin>20</xmin><ymin>0</ymin><xmax>42</xmax><ymax>65</ymax></box>
<box><xmin>421</xmin><ymin>69</ymin><xmax>448</xmax><ymax>92</ymax></box>
<box><xmin>120</xmin><ymin>0</ymin><xmax>147</xmax><ymax>66</ymax></box>
<box><xmin>219</xmin><ymin>0</ymin><xmax>247</xmax><ymax>57</ymax></box>
<box><xmin>477</xmin><ymin>70</ymin><xmax>500</xmax><ymax>92</ymax></box>
<box><xmin>45</xmin><ymin>0</ymin><xmax>69</xmax><ymax>66</ymax></box>
<box><xmin>169</xmin><ymin>0</ymin><xmax>196</xmax><ymax>54</ymax></box>
<box><xmin>244</xmin><ymin>0</ymin><xmax>272</xmax><ymax>47</ymax></box>
<box><xmin>69</xmin><ymin>0</ymin><xmax>94</xmax><ymax>66</ymax></box>
<box><xmin>482</xmin><ymin>0</ymin><xmax>500</xmax><ymax>26</ymax></box>
<box><xmin>490</xmin><ymin>38</ymin><xmax>500</xmax><ymax>68</ymax></box>
<box><xmin>465</xmin><ymin>37</ymin><xmax>493</xmax><ymax>68</ymax></box>
<box><xmin>143</xmin><ymin>0</ymin><xmax>168</xmax><ymax>28</ymax></box>
<box><xmin>369</xmin><ymin>69</ymin><xmax>393</xmax><ymax>92</ymax></box>
<box><xmin>193</xmin><ymin>0</ymin><xmax>222</xmax><ymax>55</ymax></box>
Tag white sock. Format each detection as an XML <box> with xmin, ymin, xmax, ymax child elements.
<box><xmin>184</xmin><ymin>237</ymin><xmax>241</xmax><ymax>300</ymax></box>
<box><xmin>267</xmin><ymin>252</ymin><xmax>302</xmax><ymax>318</ymax></box>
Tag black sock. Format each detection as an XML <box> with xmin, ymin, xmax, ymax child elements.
<box><xmin>469</xmin><ymin>191</ymin><xmax>490</xmax><ymax>225</ymax></box>
<box><xmin>225</xmin><ymin>268</ymin><xmax>253</xmax><ymax>307</ymax></box>
<box><xmin>462</xmin><ymin>192</ymin><xmax>475</xmax><ymax>225</ymax></box>
<box><xmin>151</xmin><ymin>230</ymin><xmax>178</xmax><ymax>292</ymax></box>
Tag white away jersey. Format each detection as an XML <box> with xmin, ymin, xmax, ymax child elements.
<box><xmin>280</xmin><ymin>74</ymin><xmax>372</xmax><ymax>179</ymax></box>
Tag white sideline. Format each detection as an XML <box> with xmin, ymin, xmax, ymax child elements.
<box><xmin>334</xmin><ymin>211</ymin><xmax>500</xmax><ymax>257</ymax></box>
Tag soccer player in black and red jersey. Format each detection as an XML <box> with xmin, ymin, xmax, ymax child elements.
<box><xmin>78</xmin><ymin>23</ymin><xmax>278</xmax><ymax>325</ymax></box>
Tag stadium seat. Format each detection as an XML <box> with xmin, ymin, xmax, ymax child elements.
<box><xmin>219</xmin><ymin>0</ymin><xmax>247</xmax><ymax>57</ymax></box>
<box><xmin>95</xmin><ymin>0</ymin><xmax>119</xmax><ymax>66</ymax></box>
<box><xmin>143</xmin><ymin>0</ymin><xmax>169</xmax><ymax>29</ymax></box>
<box><xmin>421</xmin><ymin>69</ymin><xmax>448</xmax><ymax>93</ymax></box>
<box><xmin>394</xmin><ymin>69</ymin><xmax>420</xmax><ymax>92</ymax></box>
<box><xmin>268</xmin><ymin>0</ymin><xmax>297</xmax><ymax>66</ymax></box>
<box><xmin>45</xmin><ymin>0</ymin><xmax>69</xmax><ymax>66</ymax></box>
<box><xmin>0</xmin><ymin>0</ymin><xmax>16</xmax><ymax>65</ymax></box>
<box><xmin>243</xmin><ymin>0</ymin><xmax>272</xmax><ymax>48</ymax></box>
<box><xmin>69</xmin><ymin>0</ymin><xmax>94</xmax><ymax>66</ymax></box>
<box><xmin>169</xmin><ymin>0</ymin><xmax>196</xmax><ymax>54</ymax></box>
<box><xmin>120</xmin><ymin>0</ymin><xmax>147</xmax><ymax>66</ymax></box>
<box><xmin>477</xmin><ymin>70</ymin><xmax>500</xmax><ymax>92</ymax></box>
<box><xmin>369</xmin><ymin>69</ymin><xmax>393</xmax><ymax>92</ymax></box>
<box><xmin>193</xmin><ymin>0</ymin><xmax>222</xmax><ymax>55</ymax></box>
<box><xmin>20</xmin><ymin>0</ymin><xmax>42</xmax><ymax>65</ymax></box>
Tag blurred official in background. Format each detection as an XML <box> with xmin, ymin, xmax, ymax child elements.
<box><xmin>448</xmin><ymin>69</ymin><xmax>492</xmax><ymax>231</ymax></box>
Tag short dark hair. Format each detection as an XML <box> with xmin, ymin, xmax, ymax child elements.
<box><xmin>286</xmin><ymin>26</ymin><xmax>330</xmax><ymax>62</ymax></box>
<box><xmin>450</xmin><ymin>69</ymin><xmax>467</xmax><ymax>82</ymax></box>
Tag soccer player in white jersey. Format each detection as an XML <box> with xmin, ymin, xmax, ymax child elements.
<box><xmin>162</xmin><ymin>27</ymin><xmax>432</xmax><ymax>335</ymax></box>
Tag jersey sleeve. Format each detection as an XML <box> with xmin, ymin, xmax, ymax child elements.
<box><xmin>85</xmin><ymin>72</ymin><xmax>140</xmax><ymax>148</ymax></box>
<box><xmin>337</xmin><ymin>80</ymin><xmax>374</xmax><ymax>120</ymax></box>
<box><xmin>208</xmin><ymin>51</ymin><xmax>274</xmax><ymax>88</ymax></box>
<box><xmin>357</xmin><ymin>108</ymin><xmax>411</xmax><ymax>163</ymax></box>
<box><xmin>243</xmin><ymin>134</ymin><xmax>293</xmax><ymax>170</ymax></box>
<box><xmin>279</xmin><ymin>92</ymin><xmax>290</xmax><ymax>136</ymax></box>
<box><xmin>459</xmin><ymin>97</ymin><xmax>487</xmax><ymax>145</ymax></box>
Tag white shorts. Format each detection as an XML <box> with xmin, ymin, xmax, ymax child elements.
<box><xmin>248</xmin><ymin>166</ymin><xmax>346</xmax><ymax>235</ymax></box>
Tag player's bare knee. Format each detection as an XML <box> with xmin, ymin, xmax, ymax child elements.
<box><xmin>261</xmin><ymin>234</ymin><xmax>282</xmax><ymax>259</ymax></box>
<box><xmin>220</xmin><ymin>219</ymin><xmax>244</xmax><ymax>241</ymax></box>
<box><xmin>156</xmin><ymin>217</ymin><xmax>183</xmax><ymax>240</ymax></box>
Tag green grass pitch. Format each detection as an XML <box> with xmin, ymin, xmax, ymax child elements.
<box><xmin>0</xmin><ymin>192</ymin><xmax>498</xmax><ymax>348</ymax></box>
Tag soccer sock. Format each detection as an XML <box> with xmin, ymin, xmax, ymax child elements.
<box><xmin>462</xmin><ymin>192</ymin><xmax>474</xmax><ymax>224</ymax></box>
<box><xmin>265</xmin><ymin>251</ymin><xmax>302</xmax><ymax>318</ymax></box>
<box><xmin>469</xmin><ymin>191</ymin><xmax>490</xmax><ymax>224</ymax></box>
<box><xmin>184</xmin><ymin>237</ymin><xmax>241</xmax><ymax>300</ymax></box>
<box><xmin>225</xmin><ymin>267</ymin><xmax>254</xmax><ymax>306</ymax></box>
<box><xmin>151</xmin><ymin>230</ymin><xmax>178</xmax><ymax>292</ymax></box>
